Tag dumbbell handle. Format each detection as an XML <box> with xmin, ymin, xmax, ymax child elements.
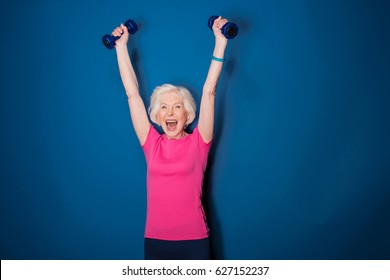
<box><xmin>208</xmin><ymin>15</ymin><xmax>238</xmax><ymax>39</ymax></box>
<box><xmin>102</xmin><ymin>19</ymin><xmax>138</xmax><ymax>50</ymax></box>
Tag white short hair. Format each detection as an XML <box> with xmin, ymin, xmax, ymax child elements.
<box><xmin>148</xmin><ymin>84</ymin><xmax>196</xmax><ymax>125</ymax></box>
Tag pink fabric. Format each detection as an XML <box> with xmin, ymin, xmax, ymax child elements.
<box><xmin>142</xmin><ymin>125</ymin><xmax>212</xmax><ymax>240</ymax></box>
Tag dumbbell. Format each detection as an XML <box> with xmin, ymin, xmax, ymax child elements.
<box><xmin>208</xmin><ymin>15</ymin><xmax>238</xmax><ymax>39</ymax></box>
<box><xmin>102</xmin><ymin>19</ymin><xmax>138</xmax><ymax>49</ymax></box>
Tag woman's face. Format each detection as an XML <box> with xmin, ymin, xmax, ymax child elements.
<box><xmin>157</xmin><ymin>91</ymin><xmax>189</xmax><ymax>139</ymax></box>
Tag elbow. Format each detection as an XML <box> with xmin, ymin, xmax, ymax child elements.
<box><xmin>126</xmin><ymin>91</ymin><xmax>132</xmax><ymax>100</ymax></box>
<box><xmin>203</xmin><ymin>83</ymin><xmax>217</xmax><ymax>96</ymax></box>
<box><xmin>125</xmin><ymin>88</ymin><xmax>139</xmax><ymax>99</ymax></box>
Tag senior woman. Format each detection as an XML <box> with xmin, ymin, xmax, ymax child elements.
<box><xmin>112</xmin><ymin>16</ymin><xmax>228</xmax><ymax>260</ymax></box>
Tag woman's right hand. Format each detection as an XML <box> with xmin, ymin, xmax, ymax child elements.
<box><xmin>112</xmin><ymin>23</ymin><xmax>129</xmax><ymax>48</ymax></box>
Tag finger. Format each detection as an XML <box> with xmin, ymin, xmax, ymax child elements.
<box><xmin>112</xmin><ymin>27</ymin><xmax>121</xmax><ymax>36</ymax></box>
<box><xmin>218</xmin><ymin>19</ymin><xmax>228</xmax><ymax>29</ymax></box>
<box><xmin>120</xmin><ymin>24</ymin><xmax>128</xmax><ymax>34</ymax></box>
<box><xmin>213</xmin><ymin>16</ymin><xmax>222</xmax><ymax>27</ymax></box>
<box><xmin>213</xmin><ymin>17</ymin><xmax>228</xmax><ymax>30</ymax></box>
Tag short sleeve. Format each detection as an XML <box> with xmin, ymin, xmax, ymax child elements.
<box><xmin>142</xmin><ymin>125</ymin><xmax>161</xmax><ymax>160</ymax></box>
<box><xmin>193</xmin><ymin>126</ymin><xmax>212</xmax><ymax>171</ymax></box>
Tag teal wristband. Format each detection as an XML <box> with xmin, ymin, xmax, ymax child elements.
<box><xmin>212</xmin><ymin>55</ymin><xmax>224</xmax><ymax>62</ymax></box>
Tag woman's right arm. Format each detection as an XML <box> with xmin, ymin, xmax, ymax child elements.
<box><xmin>113</xmin><ymin>24</ymin><xmax>150</xmax><ymax>145</ymax></box>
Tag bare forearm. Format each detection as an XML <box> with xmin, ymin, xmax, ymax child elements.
<box><xmin>203</xmin><ymin>40</ymin><xmax>227</xmax><ymax>94</ymax></box>
<box><xmin>115</xmin><ymin>45</ymin><xmax>139</xmax><ymax>98</ymax></box>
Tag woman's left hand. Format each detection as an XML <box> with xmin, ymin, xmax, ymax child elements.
<box><xmin>212</xmin><ymin>16</ymin><xmax>228</xmax><ymax>45</ymax></box>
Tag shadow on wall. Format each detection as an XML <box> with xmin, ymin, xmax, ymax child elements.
<box><xmin>202</xmin><ymin>44</ymin><xmax>238</xmax><ymax>260</ymax></box>
<box><xmin>203</xmin><ymin>16</ymin><xmax>259</xmax><ymax>259</ymax></box>
<box><xmin>128</xmin><ymin>36</ymin><xmax>150</xmax><ymax>113</ymax></box>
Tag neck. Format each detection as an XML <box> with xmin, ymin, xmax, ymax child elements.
<box><xmin>166</xmin><ymin>130</ymin><xmax>187</xmax><ymax>140</ymax></box>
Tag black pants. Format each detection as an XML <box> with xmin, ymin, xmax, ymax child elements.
<box><xmin>144</xmin><ymin>238</ymin><xmax>211</xmax><ymax>260</ymax></box>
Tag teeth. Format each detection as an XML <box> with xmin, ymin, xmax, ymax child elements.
<box><xmin>166</xmin><ymin>120</ymin><xmax>178</xmax><ymax>129</ymax></box>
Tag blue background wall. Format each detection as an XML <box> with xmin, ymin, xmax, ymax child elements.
<box><xmin>1</xmin><ymin>0</ymin><xmax>389</xmax><ymax>259</ymax></box>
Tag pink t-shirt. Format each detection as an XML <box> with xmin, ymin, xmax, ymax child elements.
<box><xmin>142</xmin><ymin>125</ymin><xmax>212</xmax><ymax>240</ymax></box>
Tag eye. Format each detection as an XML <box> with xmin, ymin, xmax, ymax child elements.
<box><xmin>161</xmin><ymin>105</ymin><xmax>167</xmax><ymax>110</ymax></box>
<box><xmin>175</xmin><ymin>104</ymin><xmax>182</xmax><ymax>109</ymax></box>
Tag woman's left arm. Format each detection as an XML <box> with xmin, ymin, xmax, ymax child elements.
<box><xmin>198</xmin><ymin>16</ymin><xmax>228</xmax><ymax>143</ymax></box>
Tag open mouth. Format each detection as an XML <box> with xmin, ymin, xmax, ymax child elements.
<box><xmin>166</xmin><ymin>120</ymin><xmax>178</xmax><ymax>131</ymax></box>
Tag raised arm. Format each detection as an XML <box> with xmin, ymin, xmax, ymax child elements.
<box><xmin>113</xmin><ymin>24</ymin><xmax>150</xmax><ymax>145</ymax></box>
<box><xmin>198</xmin><ymin>16</ymin><xmax>228</xmax><ymax>143</ymax></box>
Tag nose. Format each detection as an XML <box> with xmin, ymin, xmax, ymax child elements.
<box><xmin>167</xmin><ymin>107</ymin><xmax>174</xmax><ymax>116</ymax></box>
